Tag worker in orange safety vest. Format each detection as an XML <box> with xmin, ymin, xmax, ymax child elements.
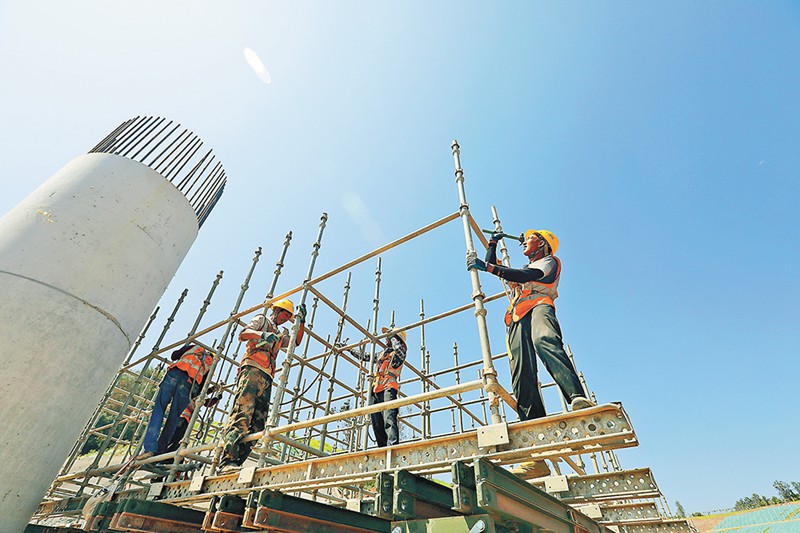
<box><xmin>219</xmin><ymin>299</ymin><xmax>305</xmax><ymax>469</ymax></box>
<box><xmin>162</xmin><ymin>384</ymin><xmax>223</xmax><ymax>456</ymax></box>
<box><xmin>367</xmin><ymin>327</ymin><xmax>408</xmax><ymax>447</ymax></box>
<box><xmin>468</xmin><ymin>229</ymin><xmax>594</xmax><ymax>477</ymax></box>
<box><xmin>137</xmin><ymin>343</ymin><xmax>213</xmax><ymax>460</ymax></box>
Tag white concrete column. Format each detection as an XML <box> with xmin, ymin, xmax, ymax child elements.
<box><xmin>0</xmin><ymin>151</ymin><xmax>202</xmax><ymax>531</ymax></box>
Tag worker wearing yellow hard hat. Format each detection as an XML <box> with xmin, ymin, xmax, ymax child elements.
<box><xmin>468</xmin><ymin>228</ymin><xmax>594</xmax><ymax>478</ymax></box>
<box><xmin>218</xmin><ymin>298</ymin><xmax>307</xmax><ymax>470</ymax></box>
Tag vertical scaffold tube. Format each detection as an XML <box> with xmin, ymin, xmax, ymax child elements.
<box><xmin>451</xmin><ymin>140</ymin><xmax>502</xmax><ymax>425</ymax></box>
<box><xmin>360</xmin><ymin>257</ymin><xmax>382</xmax><ymax>450</ymax></box>
<box><xmin>318</xmin><ymin>273</ymin><xmax>352</xmax><ymax>454</ymax></box>
<box><xmin>167</xmin><ymin>247</ymin><xmax>262</xmax><ymax>481</ymax></box>
<box><xmin>282</xmin><ymin>296</ymin><xmax>320</xmax><ymax>462</ymax></box>
<box><xmin>262</xmin><ymin>214</ymin><xmax>328</xmax><ymax>462</ymax></box>
<box><xmin>419</xmin><ymin>299</ymin><xmax>430</xmax><ymax>439</ymax></box>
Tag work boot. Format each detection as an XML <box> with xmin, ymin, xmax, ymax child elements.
<box><xmin>570</xmin><ymin>396</ymin><xmax>596</xmax><ymax>411</ymax></box>
<box><xmin>217</xmin><ymin>459</ymin><xmax>239</xmax><ymax>474</ymax></box>
<box><xmin>135</xmin><ymin>451</ymin><xmax>155</xmax><ymax>461</ymax></box>
<box><xmin>509</xmin><ymin>460</ymin><xmax>550</xmax><ymax>479</ymax></box>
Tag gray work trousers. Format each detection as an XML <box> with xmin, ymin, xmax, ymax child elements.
<box><xmin>507</xmin><ymin>304</ymin><xmax>585</xmax><ymax>420</ymax></box>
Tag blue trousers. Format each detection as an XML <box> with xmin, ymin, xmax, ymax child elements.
<box><xmin>142</xmin><ymin>367</ymin><xmax>193</xmax><ymax>454</ymax></box>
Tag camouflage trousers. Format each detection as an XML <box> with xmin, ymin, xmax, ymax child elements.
<box><xmin>221</xmin><ymin>365</ymin><xmax>272</xmax><ymax>466</ymax></box>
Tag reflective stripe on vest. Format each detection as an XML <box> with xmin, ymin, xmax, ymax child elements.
<box><xmin>374</xmin><ymin>350</ymin><xmax>403</xmax><ymax>393</ymax></box>
<box><xmin>504</xmin><ymin>256</ymin><xmax>561</xmax><ymax>326</ymax></box>
<box><xmin>180</xmin><ymin>399</ymin><xmax>196</xmax><ymax>422</ymax></box>
<box><xmin>242</xmin><ymin>318</ymin><xmax>285</xmax><ymax>379</ymax></box>
<box><xmin>170</xmin><ymin>345</ymin><xmax>213</xmax><ymax>383</ymax></box>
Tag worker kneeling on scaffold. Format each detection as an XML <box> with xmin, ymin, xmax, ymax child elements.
<box><xmin>368</xmin><ymin>327</ymin><xmax>408</xmax><ymax>447</ymax></box>
<box><xmin>218</xmin><ymin>299</ymin><xmax>305</xmax><ymax>471</ymax></box>
<box><xmin>468</xmin><ymin>229</ymin><xmax>594</xmax><ymax>477</ymax></box>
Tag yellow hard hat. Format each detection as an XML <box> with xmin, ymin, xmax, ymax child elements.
<box><xmin>524</xmin><ymin>229</ymin><xmax>559</xmax><ymax>254</ymax></box>
<box><xmin>381</xmin><ymin>326</ymin><xmax>407</xmax><ymax>344</ymax></box>
<box><xmin>271</xmin><ymin>299</ymin><xmax>294</xmax><ymax>317</ymax></box>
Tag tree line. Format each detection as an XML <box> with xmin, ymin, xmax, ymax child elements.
<box><xmin>675</xmin><ymin>480</ymin><xmax>800</xmax><ymax>518</ymax></box>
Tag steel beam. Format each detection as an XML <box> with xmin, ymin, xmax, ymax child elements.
<box><xmin>35</xmin><ymin>404</ymin><xmax>636</xmax><ymax>515</ymax></box>
<box><xmin>393</xmin><ymin>469</ymin><xmax>460</xmax><ymax>520</ymax></box>
<box><xmin>471</xmin><ymin>458</ymin><xmax>612</xmax><ymax>533</ymax></box>
<box><xmin>252</xmin><ymin>489</ymin><xmax>392</xmax><ymax>533</ymax></box>
<box><xmin>617</xmin><ymin>519</ymin><xmax>698</xmax><ymax>533</ymax></box>
<box><xmin>529</xmin><ymin>468</ymin><xmax>660</xmax><ymax>503</ymax></box>
<box><xmin>391</xmin><ymin>515</ymin><xmax>511</xmax><ymax>533</ymax></box>
<box><xmin>578</xmin><ymin>502</ymin><xmax>663</xmax><ymax>525</ymax></box>
<box><xmin>159</xmin><ymin>403</ymin><xmax>635</xmax><ymax>500</ymax></box>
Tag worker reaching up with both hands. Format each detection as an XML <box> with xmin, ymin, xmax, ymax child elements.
<box><xmin>218</xmin><ymin>299</ymin><xmax>305</xmax><ymax>471</ymax></box>
<box><xmin>468</xmin><ymin>228</ymin><xmax>594</xmax><ymax>478</ymax></box>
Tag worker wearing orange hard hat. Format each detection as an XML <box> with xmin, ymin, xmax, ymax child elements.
<box><xmin>218</xmin><ymin>299</ymin><xmax>306</xmax><ymax>470</ymax></box>
<box><xmin>468</xmin><ymin>229</ymin><xmax>594</xmax><ymax>473</ymax></box>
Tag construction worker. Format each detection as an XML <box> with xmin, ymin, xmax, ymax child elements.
<box><xmin>137</xmin><ymin>343</ymin><xmax>213</xmax><ymax>460</ymax></box>
<box><xmin>151</xmin><ymin>385</ymin><xmax>223</xmax><ymax>482</ymax></box>
<box><xmin>218</xmin><ymin>299</ymin><xmax>306</xmax><ymax>470</ymax></box>
<box><xmin>468</xmin><ymin>229</ymin><xmax>594</xmax><ymax>477</ymax></box>
<box><xmin>369</xmin><ymin>327</ymin><xmax>408</xmax><ymax>447</ymax></box>
<box><xmin>162</xmin><ymin>384</ymin><xmax>223</xmax><ymax>456</ymax></box>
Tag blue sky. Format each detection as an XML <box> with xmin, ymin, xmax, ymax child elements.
<box><xmin>1</xmin><ymin>1</ymin><xmax>798</xmax><ymax>514</ymax></box>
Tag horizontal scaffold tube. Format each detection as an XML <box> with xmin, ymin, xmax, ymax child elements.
<box><xmin>55</xmin><ymin>379</ymin><xmax>485</xmax><ymax>483</ymax></box>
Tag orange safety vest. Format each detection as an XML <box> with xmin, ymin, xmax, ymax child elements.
<box><xmin>180</xmin><ymin>399</ymin><xmax>196</xmax><ymax>423</ymax></box>
<box><xmin>170</xmin><ymin>345</ymin><xmax>213</xmax><ymax>384</ymax></box>
<box><xmin>374</xmin><ymin>346</ymin><xmax>404</xmax><ymax>393</ymax></box>
<box><xmin>242</xmin><ymin>316</ymin><xmax>287</xmax><ymax>379</ymax></box>
<box><xmin>504</xmin><ymin>256</ymin><xmax>561</xmax><ymax>326</ymax></box>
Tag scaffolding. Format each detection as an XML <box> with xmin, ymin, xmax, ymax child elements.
<box><xmin>30</xmin><ymin>141</ymin><xmax>696</xmax><ymax>533</ymax></box>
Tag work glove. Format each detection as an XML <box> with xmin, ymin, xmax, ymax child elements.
<box><xmin>256</xmin><ymin>331</ymin><xmax>278</xmax><ymax>348</ymax></box>
<box><xmin>296</xmin><ymin>303</ymin><xmax>307</xmax><ymax>323</ymax></box>
<box><xmin>466</xmin><ymin>257</ymin><xmax>487</xmax><ymax>272</ymax></box>
<box><xmin>489</xmin><ymin>231</ymin><xmax>505</xmax><ymax>246</ymax></box>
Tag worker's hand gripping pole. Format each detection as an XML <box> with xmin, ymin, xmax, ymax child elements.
<box><xmin>208</xmin><ymin>237</ymin><xmax>289</xmax><ymax>475</ymax></box>
<box><xmin>452</xmin><ymin>140</ymin><xmax>503</xmax><ymax>425</ymax></box>
<box><xmin>261</xmin><ymin>213</ymin><xmax>328</xmax><ymax>465</ymax></box>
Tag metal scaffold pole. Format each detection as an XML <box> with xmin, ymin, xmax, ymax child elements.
<box><xmin>360</xmin><ymin>257</ymin><xmax>382</xmax><ymax>451</ymax></box>
<box><xmin>282</xmin><ymin>295</ymin><xmax>320</xmax><ymax>462</ymax></box>
<box><xmin>318</xmin><ymin>272</ymin><xmax>352</xmax><ymax>454</ymax></box>
<box><xmin>109</xmin><ymin>270</ymin><xmax>224</xmax><ymax>465</ymax></box>
<box><xmin>52</xmin><ymin>303</ymin><xmax>161</xmax><ymax>490</ymax></box>
<box><xmin>72</xmin><ymin>288</ymin><xmax>190</xmax><ymax>497</ymax></box>
<box><xmin>167</xmin><ymin>248</ymin><xmax>261</xmax><ymax>481</ymax></box>
<box><xmin>451</xmin><ymin>140</ymin><xmax>503</xmax><ymax>425</ymax></box>
<box><xmin>261</xmin><ymin>213</ymin><xmax>328</xmax><ymax>465</ymax></box>
<box><xmin>419</xmin><ymin>299</ymin><xmax>430</xmax><ymax>439</ymax></box>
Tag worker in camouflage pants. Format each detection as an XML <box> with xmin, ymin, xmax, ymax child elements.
<box><xmin>221</xmin><ymin>367</ymin><xmax>272</xmax><ymax>465</ymax></box>
<box><xmin>218</xmin><ymin>299</ymin><xmax>305</xmax><ymax>470</ymax></box>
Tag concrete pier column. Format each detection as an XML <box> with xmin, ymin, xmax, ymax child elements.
<box><xmin>0</xmin><ymin>117</ymin><xmax>226</xmax><ymax>531</ymax></box>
